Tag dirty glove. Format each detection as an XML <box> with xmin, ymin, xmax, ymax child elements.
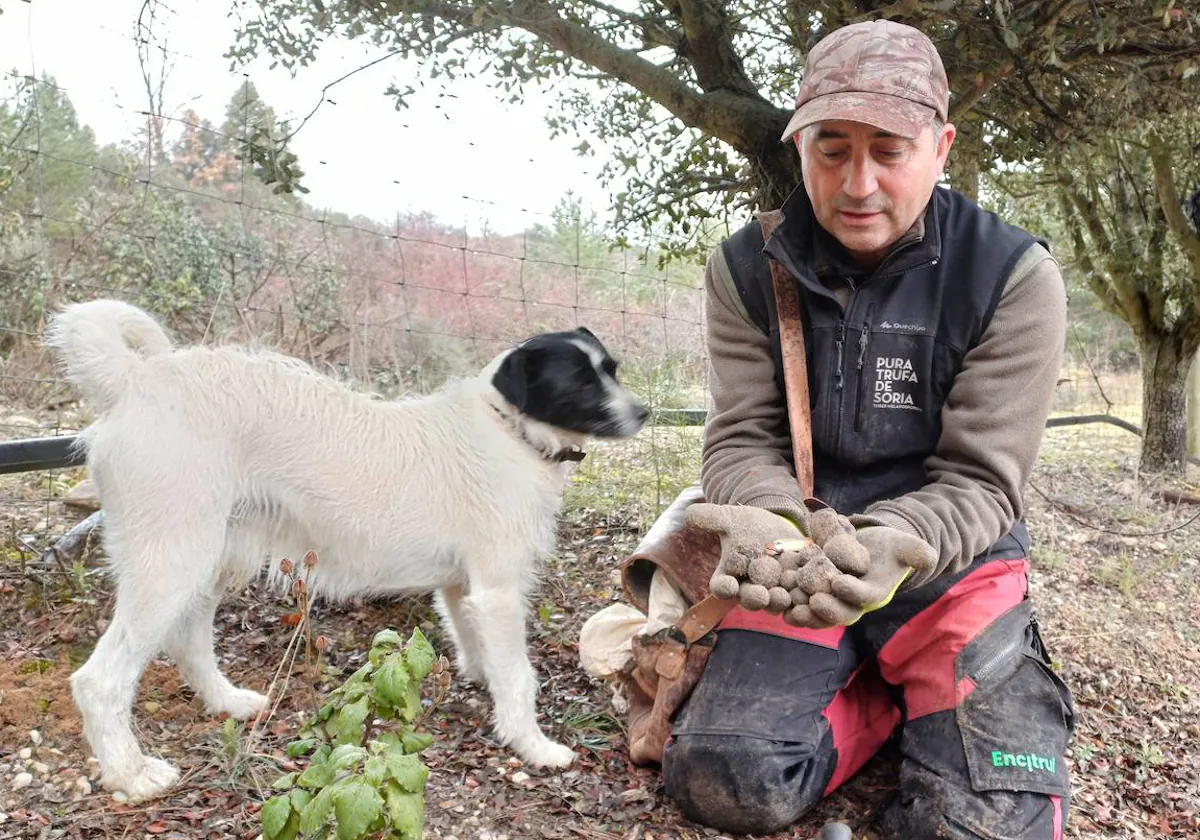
<box><xmin>768</xmin><ymin>508</ymin><xmax>936</xmax><ymax>628</ymax></box>
<box><xmin>764</xmin><ymin>507</ymin><xmax>861</xmax><ymax>628</ymax></box>
<box><xmin>805</xmin><ymin>524</ymin><xmax>938</xmax><ymax>626</ymax></box>
<box><xmin>683</xmin><ymin>503</ymin><xmax>800</xmax><ymax>614</ymax></box>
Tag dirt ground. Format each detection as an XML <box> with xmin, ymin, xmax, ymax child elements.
<box><xmin>1</xmin><ymin>413</ymin><xmax>1198</xmax><ymax>839</ymax></box>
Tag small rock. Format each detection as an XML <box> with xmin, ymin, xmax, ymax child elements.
<box><xmin>18</xmin><ymin>748</ymin><xmax>32</xmax><ymax>760</ymax></box>
<box><xmin>0</xmin><ymin>812</ymin><xmax>8</xmax><ymax>825</ymax></box>
<box><xmin>143</xmin><ymin>701</ymin><xmax>161</xmax><ymax>714</ymax></box>
<box><xmin>63</xmin><ymin>478</ymin><xmax>101</xmax><ymax>511</ymax></box>
<box><xmin>511</xmin><ymin>770</ymin><xmax>530</xmax><ymax>784</ymax></box>
<box><xmin>12</xmin><ymin>772</ymin><xmax>33</xmax><ymax>791</ymax></box>
<box><xmin>42</xmin><ymin>785</ymin><xmax>66</xmax><ymax>804</ymax></box>
<box><xmin>112</xmin><ymin>790</ymin><xmax>129</xmax><ymax>803</ymax></box>
<box><xmin>32</xmin><ymin>762</ymin><xmax>50</xmax><ymax>777</ymax></box>
<box><xmin>73</xmin><ymin>777</ymin><xmax>92</xmax><ymax>798</ymax></box>
<box><xmin>29</xmin><ymin>730</ymin><xmax>42</xmax><ymax>746</ymax></box>
<box><xmin>818</xmin><ymin>824</ymin><xmax>853</xmax><ymax>840</ymax></box>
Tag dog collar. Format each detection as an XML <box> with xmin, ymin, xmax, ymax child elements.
<box><xmin>551</xmin><ymin>446</ymin><xmax>587</xmax><ymax>463</ymax></box>
<box><xmin>490</xmin><ymin>404</ymin><xmax>587</xmax><ymax>464</ymax></box>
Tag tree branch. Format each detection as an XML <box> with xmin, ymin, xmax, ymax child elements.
<box><xmin>673</xmin><ymin>0</ymin><xmax>760</xmax><ymax>96</ymax></box>
<box><xmin>576</xmin><ymin>0</ymin><xmax>681</xmax><ymax>51</ymax></box>
<box><xmin>1147</xmin><ymin>130</ymin><xmax>1200</xmax><ymax>279</ymax></box>
<box><xmin>1056</xmin><ymin>178</ymin><xmax>1122</xmax><ymax>318</ymax></box>
<box><xmin>948</xmin><ymin>61</ymin><xmax>1012</xmax><ymax>122</ymax></box>
<box><xmin>1056</xmin><ymin>163</ymin><xmax>1148</xmax><ymax>333</ymax></box>
<box><xmin>487</xmin><ymin>1</ymin><xmax>786</xmax><ymax>151</ymax></box>
<box><xmin>1111</xmin><ymin>143</ymin><xmax>1165</xmax><ymax>330</ymax></box>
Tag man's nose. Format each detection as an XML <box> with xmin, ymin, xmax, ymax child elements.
<box><xmin>843</xmin><ymin>158</ymin><xmax>879</xmax><ymax>200</ymax></box>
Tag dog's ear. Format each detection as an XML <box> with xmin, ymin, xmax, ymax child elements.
<box><xmin>492</xmin><ymin>346</ymin><xmax>539</xmax><ymax>411</ymax></box>
<box><xmin>575</xmin><ymin>326</ymin><xmax>597</xmax><ymax>341</ymax></box>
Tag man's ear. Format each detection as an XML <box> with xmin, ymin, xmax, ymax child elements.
<box><xmin>935</xmin><ymin>121</ymin><xmax>956</xmax><ymax>171</ymax></box>
<box><xmin>492</xmin><ymin>346</ymin><xmax>537</xmax><ymax>411</ymax></box>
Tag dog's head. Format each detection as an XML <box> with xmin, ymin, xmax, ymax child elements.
<box><xmin>491</xmin><ymin>327</ymin><xmax>649</xmax><ymax>439</ymax></box>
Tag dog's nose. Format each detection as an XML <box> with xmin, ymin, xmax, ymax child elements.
<box><xmin>634</xmin><ymin>404</ymin><xmax>650</xmax><ymax>425</ymax></box>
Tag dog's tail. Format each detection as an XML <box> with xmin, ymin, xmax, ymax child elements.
<box><xmin>45</xmin><ymin>299</ymin><xmax>173</xmax><ymax>412</ymax></box>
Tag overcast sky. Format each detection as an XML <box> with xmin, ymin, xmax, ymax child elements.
<box><xmin>0</xmin><ymin>0</ymin><xmax>616</xmax><ymax>234</ymax></box>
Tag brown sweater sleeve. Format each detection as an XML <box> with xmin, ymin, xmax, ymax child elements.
<box><xmin>862</xmin><ymin>244</ymin><xmax>1067</xmax><ymax>585</ymax></box>
<box><xmin>700</xmin><ymin>240</ymin><xmax>1067</xmax><ymax>584</ymax></box>
<box><xmin>699</xmin><ymin>245</ymin><xmax>811</xmax><ymax>526</ymax></box>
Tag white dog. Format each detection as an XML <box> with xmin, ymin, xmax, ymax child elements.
<box><xmin>45</xmin><ymin>299</ymin><xmax>648</xmax><ymax>801</ymax></box>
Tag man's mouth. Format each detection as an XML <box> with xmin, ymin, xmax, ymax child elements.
<box><xmin>838</xmin><ymin>209</ymin><xmax>883</xmax><ymax>226</ymax></box>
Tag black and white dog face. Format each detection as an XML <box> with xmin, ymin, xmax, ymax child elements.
<box><xmin>492</xmin><ymin>327</ymin><xmax>649</xmax><ymax>439</ymax></box>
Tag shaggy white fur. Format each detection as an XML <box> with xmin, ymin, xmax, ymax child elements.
<box><xmin>45</xmin><ymin>299</ymin><xmax>647</xmax><ymax>801</ymax></box>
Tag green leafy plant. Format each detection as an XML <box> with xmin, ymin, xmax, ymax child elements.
<box><xmin>261</xmin><ymin>627</ymin><xmax>450</xmax><ymax>840</ymax></box>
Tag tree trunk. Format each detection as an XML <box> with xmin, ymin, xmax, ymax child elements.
<box><xmin>1138</xmin><ymin>331</ymin><xmax>1192</xmax><ymax>474</ymax></box>
<box><xmin>947</xmin><ymin>118</ymin><xmax>981</xmax><ymax>202</ymax></box>
<box><xmin>1188</xmin><ymin>352</ymin><xmax>1200</xmax><ymax>458</ymax></box>
<box><xmin>753</xmin><ymin>140</ymin><xmax>805</xmax><ymax>211</ymax></box>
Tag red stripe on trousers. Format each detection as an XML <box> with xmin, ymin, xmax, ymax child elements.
<box><xmin>821</xmin><ymin>661</ymin><xmax>903</xmax><ymax>795</ymax></box>
<box><xmin>718</xmin><ymin>606</ymin><xmax>845</xmax><ymax>648</ymax></box>
<box><xmin>877</xmin><ymin>559</ymin><xmax>1029</xmax><ymax>720</ymax></box>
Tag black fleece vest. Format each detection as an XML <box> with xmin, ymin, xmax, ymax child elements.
<box><xmin>721</xmin><ymin>185</ymin><xmax>1038</xmax><ymax>559</ymax></box>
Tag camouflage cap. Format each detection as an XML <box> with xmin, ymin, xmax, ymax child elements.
<box><xmin>781</xmin><ymin>20</ymin><xmax>949</xmax><ymax>142</ymax></box>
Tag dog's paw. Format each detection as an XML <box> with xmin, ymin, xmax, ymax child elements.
<box><xmin>520</xmin><ymin>738</ymin><xmax>577</xmax><ymax>769</ymax></box>
<box><xmin>210</xmin><ymin>688</ymin><xmax>269</xmax><ymax>720</ymax></box>
<box><xmin>103</xmin><ymin>756</ymin><xmax>180</xmax><ymax>801</ymax></box>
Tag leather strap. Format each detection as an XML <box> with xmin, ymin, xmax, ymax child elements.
<box><xmin>677</xmin><ymin>592</ymin><xmax>739</xmax><ymax>644</ymax></box>
<box><xmin>758</xmin><ymin>209</ymin><xmax>814</xmax><ymax>499</ymax></box>
<box><xmin>770</xmin><ymin>257</ymin><xmax>814</xmax><ymax>497</ymax></box>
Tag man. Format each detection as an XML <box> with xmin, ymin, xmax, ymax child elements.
<box><xmin>635</xmin><ymin>19</ymin><xmax>1074</xmax><ymax>839</ymax></box>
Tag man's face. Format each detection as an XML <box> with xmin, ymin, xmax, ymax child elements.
<box><xmin>797</xmin><ymin>118</ymin><xmax>955</xmax><ymax>267</ymax></box>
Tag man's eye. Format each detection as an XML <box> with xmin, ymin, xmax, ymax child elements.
<box><xmin>820</xmin><ymin>148</ymin><xmax>846</xmax><ymax>160</ymax></box>
<box><xmin>876</xmin><ymin>147</ymin><xmax>905</xmax><ymax>160</ymax></box>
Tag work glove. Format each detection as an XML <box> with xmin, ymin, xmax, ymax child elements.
<box><xmin>682</xmin><ymin>503</ymin><xmax>802</xmax><ymax>614</ymax></box>
<box><xmin>767</xmin><ymin>507</ymin><xmax>865</xmax><ymax>628</ymax></box>
<box><xmin>779</xmin><ymin>515</ymin><xmax>938</xmax><ymax>628</ymax></box>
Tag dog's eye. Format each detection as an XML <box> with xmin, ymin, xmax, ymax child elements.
<box><xmin>601</xmin><ymin>359</ymin><xmax>618</xmax><ymax>378</ymax></box>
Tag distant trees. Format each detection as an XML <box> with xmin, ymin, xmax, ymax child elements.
<box><xmin>0</xmin><ymin>75</ymin><xmax>703</xmax><ymax>407</ymax></box>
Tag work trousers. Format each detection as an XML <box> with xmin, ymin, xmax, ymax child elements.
<box><xmin>662</xmin><ymin>557</ymin><xmax>1076</xmax><ymax>838</ymax></box>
